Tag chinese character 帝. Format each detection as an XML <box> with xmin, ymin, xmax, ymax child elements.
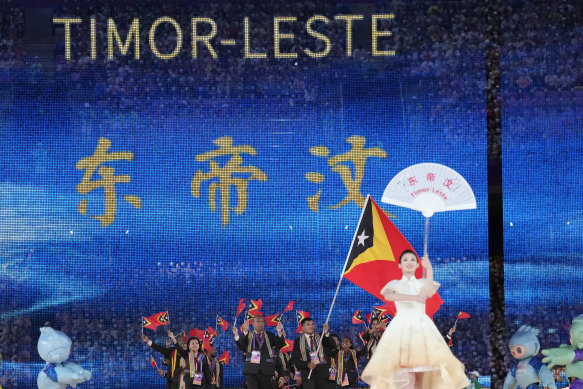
<box><xmin>191</xmin><ymin>136</ymin><xmax>266</xmax><ymax>226</ymax></box>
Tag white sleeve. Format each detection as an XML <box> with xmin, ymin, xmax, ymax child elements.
<box><xmin>380</xmin><ymin>280</ymin><xmax>399</xmax><ymax>297</ymax></box>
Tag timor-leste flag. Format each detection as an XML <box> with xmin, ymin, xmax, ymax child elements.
<box><xmin>249</xmin><ymin>299</ymin><xmax>262</xmax><ymax>315</ymax></box>
<box><xmin>216</xmin><ymin>315</ymin><xmax>229</xmax><ymax>331</ymax></box>
<box><xmin>150</xmin><ymin>355</ymin><xmax>157</xmax><ymax>368</ymax></box>
<box><xmin>352</xmin><ymin>310</ymin><xmax>365</xmax><ymax>324</ymax></box>
<box><xmin>373</xmin><ymin>305</ymin><xmax>394</xmax><ymax>319</ymax></box>
<box><xmin>281</xmin><ymin>339</ymin><xmax>294</xmax><ymax>353</ymax></box>
<box><xmin>218</xmin><ymin>351</ymin><xmax>230</xmax><ymax>365</ymax></box>
<box><xmin>157</xmin><ymin>311</ymin><xmax>170</xmax><ymax>326</ymax></box>
<box><xmin>457</xmin><ymin>312</ymin><xmax>470</xmax><ymax>320</ymax></box>
<box><xmin>143</xmin><ymin>315</ymin><xmax>159</xmax><ymax>330</ymax></box>
<box><xmin>205</xmin><ymin>327</ymin><xmax>217</xmax><ymax>344</ymax></box>
<box><xmin>265</xmin><ymin>313</ymin><xmax>283</xmax><ymax>327</ymax></box>
<box><xmin>343</xmin><ymin>196</ymin><xmax>443</xmax><ymax>318</ymax></box>
<box><xmin>296</xmin><ymin>311</ymin><xmax>310</xmax><ymax>332</ymax></box>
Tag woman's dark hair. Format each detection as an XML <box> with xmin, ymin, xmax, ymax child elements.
<box><xmin>341</xmin><ymin>336</ymin><xmax>354</xmax><ymax>348</ymax></box>
<box><xmin>399</xmin><ymin>249</ymin><xmax>418</xmax><ymax>263</ymax></box>
<box><xmin>188</xmin><ymin>337</ymin><xmax>201</xmax><ymax>348</ymax></box>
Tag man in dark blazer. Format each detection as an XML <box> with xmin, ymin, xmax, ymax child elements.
<box><xmin>291</xmin><ymin>318</ymin><xmax>336</xmax><ymax>389</ymax></box>
<box><xmin>233</xmin><ymin>315</ymin><xmax>285</xmax><ymax>389</ymax></box>
<box><xmin>206</xmin><ymin>345</ymin><xmax>225</xmax><ymax>389</ymax></box>
<box><xmin>142</xmin><ymin>332</ymin><xmax>187</xmax><ymax>389</ymax></box>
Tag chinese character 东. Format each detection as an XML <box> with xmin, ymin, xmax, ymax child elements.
<box><xmin>76</xmin><ymin>137</ymin><xmax>141</xmax><ymax>227</ymax></box>
<box><xmin>191</xmin><ymin>136</ymin><xmax>267</xmax><ymax>226</ymax></box>
<box><xmin>305</xmin><ymin>135</ymin><xmax>387</xmax><ymax>212</ymax></box>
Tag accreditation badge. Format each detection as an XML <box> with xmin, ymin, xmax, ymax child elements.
<box><xmin>328</xmin><ymin>368</ymin><xmax>336</xmax><ymax>381</ymax></box>
<box><xmin>309</xmin><ymin>351</ymin><xmax>320</xmax><ymax>364</ymax></box>
<box><xmin>342</xmin><ymin>374</ymin><xmax>349</xmax><ymax>386</ymax></box>
<box><xmin>193</xmin><ymin>373</ymin><xmax>203</xmax><ymax>385</ymax></box>
<box><xmin>251</xmin><ymin>350</ymin><xmax>261</xmax><ymax>364</ymax></box>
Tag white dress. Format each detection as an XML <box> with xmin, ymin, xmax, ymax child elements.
<box><xmin>361</xmin><ymin>275</ymin><xmax>469</xmax><ymax>389</ymax></box>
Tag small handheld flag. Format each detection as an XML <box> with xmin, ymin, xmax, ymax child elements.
<box><xmin>245</xmin><ymin>311</ymin><xmax>255</xmax><ymax>323</ymax></box>
<box><xmin>216</xmin><ymin>315</ymin><xmax>229</xmax><ymax>332</ymax></box>
<box><xmin>454</xmin><ymin>311</ymin><xmax>471</xmax><ymax>326</ymax></box>
<box><xmin>158</xmin><ymin>311</ymin><xmax>170</xmax><ymax>325</ymax></box>
<box><xmin>189</xmin><ymin>328</ymin><xmax>206</xmax><ymax>340</ymax></box>
<box><xmin>283</xmin><ymin>301</ymin><xmax>295</xmax><ymax>313</ymax></box>
<box><xmin>236</xmin><ymin>299</ymin><xmax>246</xmax><ymax>318</ymax></box>
<box><xmin>150</xmin><ymin>355</ymin><xmax>157</xmax><ymax>368</ymax></box>
<box><xmin>218</xmin><ymin>351</ymin><xmax>230</xmax><ymax>365</ymax></box>
<box><xmin>295</xmin><ymin>311</ymin><xmax>310</xmax><ymax>333</ymax></box>
<box><xmin>358</xmin><ymin>331</ymin><xmax>367</xmax><ymax>345</ymax></box>
<box><xmin>352</xmin><ymin>310</ymin><xmax>365</xmax><ymax>324</ymax></box>
<box><xmin>249</xmin><ymin>299</ymin><xmax>262</xmax><ymax>314</ymax></box>
<box><xmin>143</xmin><ymin>316</ymin><xmax>158</xmax><ymax>330</ymax></box>
<box><xmin>265</xmin><ymin>313</ymin><xmax>283</xmax><ymax>327</ymax></box>
<box><xmin>281</xmin><ymin>339</ymin><xmax>294</xmax><ymax>353</ymax></box>
<box><xmin>202</xmin><ymin>337</ymin><xmax>212</xmax><ymax>352</ymax></box>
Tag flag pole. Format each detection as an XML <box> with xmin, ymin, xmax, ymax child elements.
<box><xmin>309</xmin><ymin>195</ymin><xmax>371</xmax><ymax>379</ymax></box>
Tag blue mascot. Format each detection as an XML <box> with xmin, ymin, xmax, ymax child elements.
<box><xmin>503</xmin><ymin>325</ymin><xmax>556</xmax><ymax>389</ymax></box>
<box><xmin>37</xmin><ymin>325</ymin><xmax>91</xmax><ymax>389</ymax></box>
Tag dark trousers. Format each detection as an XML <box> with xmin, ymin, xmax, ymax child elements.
<box><xmin>302</xmin><ymin>377</ymin><xmax>330</xmax><ymax>389</ymax></box>
<box><xmin>246</xmin><ymin>373</ymin><xmax>274</xmax><ymax>389</ymax></box>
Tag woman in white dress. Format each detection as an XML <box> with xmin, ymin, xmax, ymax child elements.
<box><xmin>361</xmin><ymin>250</ymin><xmax>469</xmax><ymax>389</ymax></box>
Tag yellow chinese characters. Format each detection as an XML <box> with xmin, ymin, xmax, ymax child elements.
<box><xmin>306</xmin><ymin>135</ymin><xmax>386</xmax><ymax>212</ymax></box>
<box><xmin>191</xmin><ymin>136</ymin><xmax>266</xmax><ymax>226</ymax></box>
<box><xmin>76</xmin><ymin>137</ymin><xmax>141</xmax><ymax>226</ymax></box>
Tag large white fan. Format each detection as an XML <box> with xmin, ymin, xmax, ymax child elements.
<box><xmin>381</xmin><ymin>163</ymin><xmax>476</xmax><ymax>256</ymax></box>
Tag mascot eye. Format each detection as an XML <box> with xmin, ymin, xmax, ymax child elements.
<box><xmin>516</xmin><ymin>347</ymin><xmax>522</xmax><ymax>354</ymax></box>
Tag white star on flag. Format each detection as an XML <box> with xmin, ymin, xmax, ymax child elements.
<box><xmin>357</xmin><ymin>230</ymin><xmax>369</xmax><ymax>246</ymax></box>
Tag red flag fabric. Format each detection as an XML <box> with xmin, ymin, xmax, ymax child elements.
<box><xmin>296</xmin><ymin>323</ymin><xmax>303</xmax><ymax>333</ymax></box>
<box><xmin>216</xmin><ymin>315</ymin><xmax>229</xmax><ymax>331</ymax></box>
<box><xmin>365</xmin><ymin>313</ymin><xmax>371</xmax><ymax>324</ymax></box>
<box><xmin>281</xmin><ymin>339</ymin><xmax>294</xmax><ymax>353</ymax></box>
<box><xmin>283</xmin><ymin>301</ymin><xmax>295</xmax><ymax>313</ymax></box>
<box><xmin>296</xmin><ymin>311</ymin><xmax>310</xmax><ymax>323</ymax></box>
<box><xmin>265</xmin><ymin>313</ymin><xmax>283</xmax><ymax>327</ymax></box>
<box><xmin>358</xmin><ymin>331</ymin><xmax>367</xmax><ymax>344</ymax></box>
<box><xmin>142</xmin><ymin>315</ymin><xmax>159</xmax><ymax>330</ymax></box>
<box><xmin>202</xmin><ymin>336</ymin><xmax>212</xmax><ymax>352</ymax></box>
<box><xmin>150</xmin><ymin>355</ymin><xmax>157</xmax><ymax>368</ymax></box>
<box><xmin>207</xmin><ymin>326</ymin><xmax>217</xmax><ymax>337</ymax></box>
<box><xmin>236</xmin><ymin>298</ymin><xmax>246</xmax><ymax>318</ymax></box>
<box><xmin>457</xmin><ymin>312</ymin><xmax>470</xmax><ymax>319</ymax></box>
<box><xmin>249</xmin><ymin>299</ymin><xmax>262</xmax><ymax>314</ymax></box>
<box><xmin>342</xmin><ymin>196</ymin><xmax>443</xmax><ymax>318</ymax></box>
<box><xmin>373</xmin><ymin>305</ymin><xmax>393</xmax><ymax>318</ymax></box>
<box><xmin>245</xmin><ymin>311</ymin><xmax>255</xmax><ymax>323</ymax></box>
<box><xmin>218</xmin><ymin>351</ymin><xmax>230</xmax><ymax>365</ymax></box>
<box><xmin>352</xmin><ymin>310</ymin><xmax>365</xmax><ymax>324</ymax></box>
<box><xmin>189</xmin><ymin>328</ymin><xmax>206</xmax><ymax>340</ymax></box>
<box><xmin>143</xmin><ymin>312</ymin><xmax>169</xmax><ymax>329</ymax></box>
<box><xmin>156</xmin><ymin>311</ymin><xmax>170</xmax><ymax>326</ymax></box>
